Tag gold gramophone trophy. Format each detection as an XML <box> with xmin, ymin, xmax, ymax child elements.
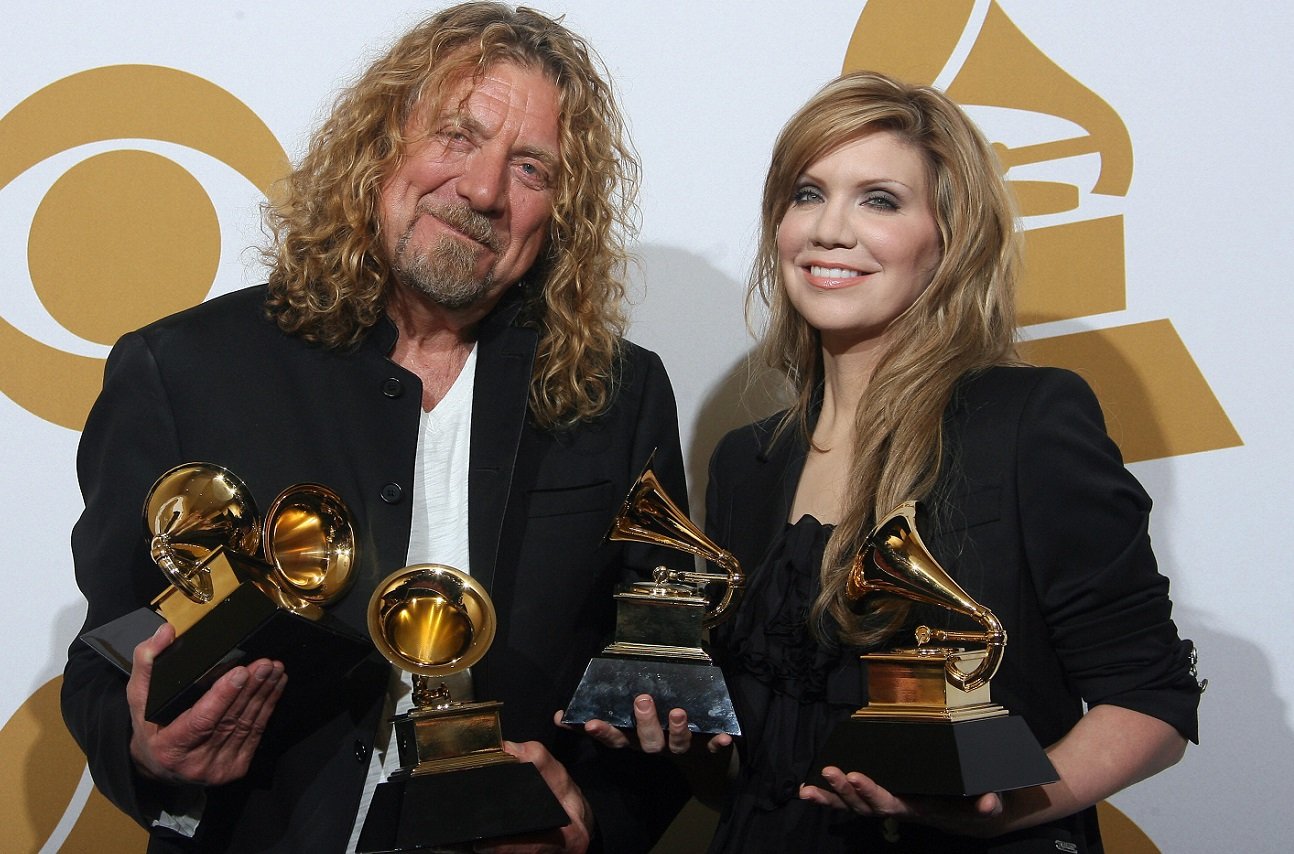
<box><xmin>810</xmin><ymin>501</ymin><xmax>1057</xmax><ymax>796</ymax></box>
<box><xmin>79</xmin><ymin>462</ymin><xmax>370</xmax><ymax>723</ymax></box>
<box><xmin>562</xmin><ymin>461</ymin><xmax>745</xmax><ymax>734</ymax></box>
<box><xmin>356</xmin><ymin>564</ymin><xmax>568</xmax><ymax>853</ymax></box>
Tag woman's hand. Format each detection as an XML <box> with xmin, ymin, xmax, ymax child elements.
<box><xmin>801</xmin><ymin>767</ymin><xmax>1003</xmax><ymax>837</ymax></box>
<box><xmin>802</xmin><ymin>704</ymin><xmax>1188</xmax><ymax>838</ymax></box>
<box><xmin>558</xmin><ymin>695</ymin><xmax>737</xmax><ymax>811</ymax></box>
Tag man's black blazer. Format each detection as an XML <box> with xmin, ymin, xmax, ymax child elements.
<box><xmin>62</xmin><ymin>285</ymin><xmax>690</xmax><ymax>852</ymax></box>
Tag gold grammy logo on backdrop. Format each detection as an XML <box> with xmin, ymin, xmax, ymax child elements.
<box><xmin>0</xmin><ymin>64</ymin><xmax>289</xmax><ymax>431</ymax></box>
<box><xmin>845</xmin><ymin>0</ymin><xmax>1240</xmax><ymax>463</ymax></box>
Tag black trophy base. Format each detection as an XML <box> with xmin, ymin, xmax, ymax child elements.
<box><xmin>808</xmin><ymin>715</ymin><xmax>1058</xmax><ymax>796</ymax></box>
<box><xmin>79</xmin><ymin>607</ymin><xmax>166</xmax><ymax>674</ymax></box>
<box><xmin>356</xmin><ymin>761</ymin><xmax>569</xmax><ymax>853</ymax></box>
<box><xmin>561</xmin><ymin>655</ymin><xmax>741</xmax><ymax>735</ymax></box>
<box><xmin>80</xmin><ymin>582</ymin><xmax>372</xmax><ymax>724</ymax></box>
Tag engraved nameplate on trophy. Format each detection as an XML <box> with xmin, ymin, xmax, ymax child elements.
<box><xmin>809</xmin><ymin>501</ymin><xmax>1058</xmax><ymax>796</ymax></box>
<box><xmin>356</xmin><ymin>564</ymin><xmax>568</xmax><ymax>853</ymax></box>
<box><xmin>562</xmin><ymin>460</ymin><xmax>745</xmax><ymax>734</ymax></box>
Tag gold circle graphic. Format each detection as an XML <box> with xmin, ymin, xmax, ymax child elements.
<box><xmin>0</xmin><ymin>64</ymin><xmax>289</xmax><ymax>431</ymax></box>
<box><xmin>0</xmin><ymin>676</ymin><xmax>144</xmax><ymax>850</ymax></box>
<box><xmin>29</xmin><ymin>150</ymin><xmax>219</xmax><ymax>345</ymax></box>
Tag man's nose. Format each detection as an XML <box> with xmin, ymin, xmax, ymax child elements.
<box><xmin>456</xmin><ymin>147</ymin><xmax>508</xmax><ymax>215</ymax></box>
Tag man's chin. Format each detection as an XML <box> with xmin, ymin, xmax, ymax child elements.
<box><xmin>401</xmin><ymin>273</ymin><xmax>501</xmax><ymax>313</ymax></box>
<box><xmin>396</xmin><ymin>236</ymin><xmax>508</xmax><ymax>306</ymax></box>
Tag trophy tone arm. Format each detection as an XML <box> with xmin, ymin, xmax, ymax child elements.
<box><xmin>651</xmin><ymin>556</ymin><xmax>745</xmax><ymax>628</ymax></box>
<box><xmin>913</xmin><ymin>616</ymin><xmax>1006</xmax><ymax>693</ymax></box>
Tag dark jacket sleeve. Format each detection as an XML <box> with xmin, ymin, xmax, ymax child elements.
<box><xmin>62</xmin><ymin>331</ymin><xmax>194</xmax><ymax>827</ymax></box>
<box><xmin>1011</xmin><ymin>369</ymin><xmax>1201</xmax><ymax>742</ymax></box>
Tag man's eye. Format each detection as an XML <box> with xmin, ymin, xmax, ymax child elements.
<box><xmin>434</xmin><ymin>128</ymin><xmax>471</xmax><ymax>148</ymax></box>
<box><xmin>516</xmin><ymin>161</ymin><xmax>550</xmax><ymax>188</ymax></box>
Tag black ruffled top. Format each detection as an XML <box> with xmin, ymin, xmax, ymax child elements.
<box><xmin>709</xmin><ymin>516</ymin><xmax>872</xmax><ymax>853</ymax></box>
<box><xmin>707</xmin><ymin>518</ymin><xmax>1108</xmax><ymax>854</ymax></box>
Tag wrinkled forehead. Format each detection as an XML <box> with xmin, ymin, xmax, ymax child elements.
<box><xmin>408</xmin><ymin>57</ymin><xmax>561</xmax><ymax>130</ymax></box>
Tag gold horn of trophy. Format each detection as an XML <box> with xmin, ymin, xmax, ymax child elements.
<box><xmin>78</xmin><ymin>462</ymin><xmax>371</xmax><ymax>724</ymax></box>
<box><xmin>809</xmin><ymin>501</ymin><xmax>1058</xmax><ymax>796</ymax></box>
<box><xmin>356</xmin><ymin>564</ymin><xmax>568</xmax><ymax>853</ymax></box>
<box><xmin>562</xmin><ymin>459</ymin><xmax>745</xmax><ymax>734</ymax></box>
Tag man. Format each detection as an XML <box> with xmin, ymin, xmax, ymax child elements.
<box><xmin>61</xmin><ymin>4</ymin><xmax>690</xmax><ymax>851</ymax></box>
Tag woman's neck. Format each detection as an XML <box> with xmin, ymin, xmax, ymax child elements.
<box><xmin>788</xmin><ymin>344</ymin><xmax>880</xmax><ymax>525</ymax></box>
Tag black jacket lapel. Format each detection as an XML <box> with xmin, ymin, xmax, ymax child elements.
<box><xmin>467</xmin><ymin>297</ymin><xmax>537</xmax><ymax>595</ymax></box>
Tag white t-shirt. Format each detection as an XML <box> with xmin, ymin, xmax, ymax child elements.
<box><xmin>348</xmin><ymin>345</ymin><xmax>477</xmax><ymax>851</ymax></box>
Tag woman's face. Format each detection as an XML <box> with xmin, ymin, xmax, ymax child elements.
<box><xmin>777</xmin><ymin>130</ymin><xmax>942</xmax><ymax>353</ymax></box>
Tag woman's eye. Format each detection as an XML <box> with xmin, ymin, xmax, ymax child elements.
<box><xmin>863</xmin><ymin>192</ymin><xmax>899</xmax><ymax>211</ymax></box>
<box><xmin>791</xmin><ymin>186</ymin><xmax>822</xmax><ymax>205</ymax></box>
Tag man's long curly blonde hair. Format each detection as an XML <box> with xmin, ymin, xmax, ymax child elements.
<box><xmin>262</xmin><ymin>2</ymin><xmax>639</xmax><ymax>429</ymax></box>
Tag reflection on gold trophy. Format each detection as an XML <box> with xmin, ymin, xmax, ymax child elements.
<box><xmin>79</xmin><ymin>462</ymin><xmax>368</xmax><ymax>723</ymax></box>
<box><xmin>356</xmin><ymin>564</ymin><xmax>567</xmax><ymax>853</ymax></box>
<box><xmin>563</xmin><ymin>460</ymin><xmax>745</xmax><ymax>734</ymax></box>
<box><xmin>146</xmin><ymin>462</ymin><xmax>357</xmax><ymax>628</ymax></box>
<box><xmin>810</xmin><ymin>502</ymin><xmax>1056</xmax><ymax>796</ymax></box>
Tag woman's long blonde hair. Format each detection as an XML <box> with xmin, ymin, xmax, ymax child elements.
<box><xmin>262</xmin><ymin>2</ymin><xmax>639</xmax><ymax>429</ymax></box>
<box><xmin>749</xmin><ymin>71</ymin><xmax>1021</xmax><ymax>646</ymax></box>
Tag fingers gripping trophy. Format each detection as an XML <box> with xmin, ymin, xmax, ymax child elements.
<box><xmin>79</xmin><ymin>461</ymin><xmax>369</xmax><ymax>723</ymax></box>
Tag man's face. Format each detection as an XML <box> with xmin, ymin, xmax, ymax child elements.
<box><xmin>380</xmin><ymin>62</ymin><xmax>561</xmax><ymax>312</ymax></box>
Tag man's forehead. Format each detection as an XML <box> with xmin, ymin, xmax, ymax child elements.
<box><xmin>421</xmin><ymin>63</ymin><xmax>558</xmax><ymax>127</ymax></box>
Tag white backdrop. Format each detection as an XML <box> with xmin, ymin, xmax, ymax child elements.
<box><xmin>2</xmin><ymin>2</ymin><xmax>1291</xmax><ymax>851</ymax></box>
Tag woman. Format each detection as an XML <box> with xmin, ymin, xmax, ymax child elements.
<box><xmin>594</xmin><ymin>71</ymin><xmax>1202</xmax><ymax>852</ymax></box>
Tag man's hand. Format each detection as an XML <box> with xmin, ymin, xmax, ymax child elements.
<box><xmin>127</xmin><ymin>622</ymin><xmax>286</xmax><ymax>786</ymax></box>
<box><xmin>472</xmin><ymin>741</ymin><xmax>592</xmax><ymax>854</ymax></box>
<box><xmin>560</xmin><ymin>696</ymin><xmax>735</xmax><ymax>811</ymax></box>
<box><xmin>566</xmin><ymin>695</ymin><xmax>733</xmax><ymax>756</ymax></box>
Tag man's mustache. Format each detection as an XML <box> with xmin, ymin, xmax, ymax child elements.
<box><xmin>419</xmin><ymin>202</ymin><xmax>503</xmax><ymax>253</ymax></box>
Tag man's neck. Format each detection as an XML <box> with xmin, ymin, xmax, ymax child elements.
<box><xmin>386</xmin><ymin>285</ymin><xmax>487</xmax><ymax>412</ymax></box>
